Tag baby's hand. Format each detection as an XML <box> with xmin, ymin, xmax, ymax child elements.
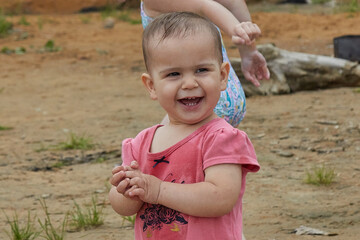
<box><xmin>110</xmin><ymin>161</ymin><xmax>139</xmax><ymax>195</ymax></box>
<box><xmin>124</xmin><ymin>171</ymin><xmax>162</xmax><ymax>204</ymax></box>
<box><xmin>232</xmin><ymin>22</ymin><xmax>261</xmax><ymax>46</ymax></box>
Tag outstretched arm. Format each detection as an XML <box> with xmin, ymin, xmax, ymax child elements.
<box><xmin>125</xmin><ymin>163</ymin><xmax>243</xmax><ymax>217</ymax></box>
<box><xmin>143</xmin><ymin>0</ymin><xmax>259</xmax><ymax>45</ymax></box>
<box><xmin>215</xmin><ymin>0</ymin><xmax>251</xmax><ymax>23</ymax></box>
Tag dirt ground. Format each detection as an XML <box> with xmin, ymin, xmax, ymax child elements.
<box><xmin>0</xmin><ymin>5</ymin><xmax>359</xmax><ymax>240</ymax></box>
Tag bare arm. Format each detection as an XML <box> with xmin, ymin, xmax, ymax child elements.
<box><xmin>126</xmin><ymin>163</ymin><xmax>243</xmax><ymax>217</ymax></box>
<box><xmin>143</xmin><ymin>0</ymin><xmax>257</xmax><ymax>44</ymax></box>
<box><xmin>109</xmin><ymin>186</ymin><xmax>143</xmax><ymax>216</ymax></box>
<box><xmin>215</xmin><ymin>0</ymin><xmax>251</xmax><ymax>23</ymax></box>
<box><xmin>109</xmin><ymin>164</ymin><xmax>144</xmax><ymax>216</ymax></box>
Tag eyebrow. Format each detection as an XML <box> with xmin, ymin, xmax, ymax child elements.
<box><xmin>158</xmin><ymin>63</ymin><xmax>217</xmax><ymax>74</ymax></box>
<box><xmin>158</xmin><ymin>67</ymin><xmax>180</xmax><ymax>75</ymax></box>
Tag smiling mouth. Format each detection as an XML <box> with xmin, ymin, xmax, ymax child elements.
<box><xmin>178</xmin><ymin>97</ymin><xmax>203</xmax><ymax>106</ymax></box>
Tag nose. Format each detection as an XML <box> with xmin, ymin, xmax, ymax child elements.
<box><xmin>181</xmin><ymin>75</ymin><xmax>198</xmax><ymax>89</ymax></box>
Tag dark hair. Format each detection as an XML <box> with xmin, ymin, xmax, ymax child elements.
<box><xmin>142</xmin><ymin>12</ymin><xmax>223</xmax><ymax>71</ymax></box>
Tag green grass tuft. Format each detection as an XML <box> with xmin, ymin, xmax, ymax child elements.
<box><xmin>95</xmin><ymin>157</ymin><xmax>106</xmax><ymax>163</ymax></box>
<box><xmin>51</xmin><ymin>161</ymin><xmax>66</xmax><ymax>169</ymax></box>
<box><xmin>15</xmin><ymin>46</ymin><xmax>26</xmax><ymax>54</ymax></box>
<box><xmin>0</xmin><ymin>125</ymin><xmax>13</xmax><ymax>131</ymax></box>
<box><xmin>69</xmin><ymin>196</ymin><xmax>104</xmax><ymax>231</ymax></box>
<box><xmin>1</xmin><ymin>46</ymin><xmax>13</xmax><ymax>54</ymax></box>
<box><xmin>18</xmin><ymin>16</ymin><xmax>30</xmax><ymax>26</ymax></box>
<box><xmin>0</xmin><ymin>12</ymin><xmax>12</xmax><ymax>38</ymax></box>
<box><xmin>353</xmin><ymin>87</ymin><xmax>360</xmax><ymax>93</ymax></box>
<box><xmin>55</xmin><ymin>133</ymin><xmax>94</xmax><ymax>150</ymax></box>
<box><xmin>101</xmin><ymin>4</ymin><xmax>118</xmax><ymax>19</ymax></box>
<box><xmin>79</xmin><ymin>15</ymin><xmax>91</xmax><ymax>24</ymax></box>
<box><xmin>121</xmin><ymin>215</ymin><xmax>136</xmax><ymax>226</ymax></box>
<box><xmin>346</xmin><ymin>0</ymin><xmax>360</xmax><ymax>12</ymax></box>
<box><xmin>38</xmin><ymin>198</ymin><xmax>67</xmax><ymax>240</ymax></box>
<box><xmin>4</xmin><ymin>211</ymin><xmax>41</xmax><ymax>240</ymax></box>
<box><xmin>305</xmin><ymin>165</ymin><xmax>336</xmax><ymax>186</ymax></box>
<box><xmin>335</xmin><ymin>0</ymin><xmax>360</xmax><ymax>13</ymax></box>
<box><xmin>311</xmin><ymin>0</ymin><xmax>331</xmax><ymax>4</ymax></box>
<box><xmin>37</xmin><ymin>17</ymin><xmax>43</xmax><ymax>30</ymax></box>
<box><xmin>117</xmin><ymin>11</ymin><xmax>142</xmax><ymax>25</ymax></box>
<box><xmin>40</xmin><ymin>40</ymin><xmax>61</xmax><ymax>53</ymax></box>
<box><xmin>1</xmin><ymin>46</ymin><xmax>26</xmax><ymax>55</ymax></box>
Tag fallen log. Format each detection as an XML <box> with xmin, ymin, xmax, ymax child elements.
<box><xmin>231</xmin><ymin>44</ymin><xmax>360</xmax><ymax>96</ymax></box>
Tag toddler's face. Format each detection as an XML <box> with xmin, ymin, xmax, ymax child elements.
<box><xmin>142</xmin><ymin>31</ymin><xmax>229</xmax><ymax>125</ymax></box>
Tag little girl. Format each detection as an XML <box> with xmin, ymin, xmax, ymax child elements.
<box><xmin>109</xmin><ymin>12</ymin><xmax>260</xmax><ymax>239</ymax></box>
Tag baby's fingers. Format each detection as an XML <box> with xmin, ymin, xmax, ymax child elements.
<box><xmin>233</xmin><ymin>26</ymin><xmax>250</xmax><ymax>45</ymax></box>
<box><xmin>235</xmin><ymin>22</ymin><xmax>261</xmax><ymax>45</ymax></box>
<box><xmin>110</xmin><ymin>170</ymin><xmax>126</xmax><ymax>186</ymax></box>
<box><xmin>242</xmin><ymin>22</ymin><xmax>261</xmax><ymax>37</ymax></box>
<box><xmin>130</xmin><ymin>160</ymin><xmax>139</xmax><ymax>169</ymax></box>
<box><xmin>232</xmin><ymin>35</ymin><xmax>245</xmax><ymax>45</ymax></box>
<box><xmin>116</xmin><ymin>178</ymin><xmax>131</xmax><ymax>194</ymax></box>
<box><xmin>254</xmin><ymin>24</ymin><xmax>261</xmax><ymax>36</ymax></box>
<box><xmin>111</xmin><ymin>165</ymin><xmax>125</xmax><ymax>174</ymax></box>
<box><xmin>128</xmin><ymin>187</ymin><xmax>145</xmax><ymax>198</ymax></box>
<box><xmin>124</xmin><ymin>184</ymin><xmax>139</xmax><ymax>198</ymax></box>
<box><xmin>124</xmin><ymin>169</ymin><xmax>142</xmax><ymax>179</ymax></box>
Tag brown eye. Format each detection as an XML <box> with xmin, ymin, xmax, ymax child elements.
<box><xmin>196</xmin><ymin>68</ymin><xmax>208</xmax><ymax>73</ymax></box>
<box><xmin>167</xmin><ymin>72</ymin><xmax>180</xmax><ymax>77</ymax></box>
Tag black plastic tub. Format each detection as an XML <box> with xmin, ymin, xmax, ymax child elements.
<box><xmin>333</xmin><ymin>35</ymin><xmax>360</xmax><ymax>62</ymax></box>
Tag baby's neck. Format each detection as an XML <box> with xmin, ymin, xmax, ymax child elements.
<box><xmin>168</xmin><ymin>112</ymin><xmax>218</xmax><ymax>129</ymax></box>
<box><xmin>150</xmin><ymin>115</ymin><xmax>218</xmax><ymax>153</ymax></box>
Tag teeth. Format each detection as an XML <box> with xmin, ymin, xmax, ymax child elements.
<box><xmin>179</xmin><ymin>97</ymin><xmax>201</xmax><ymax>106</ymax></box>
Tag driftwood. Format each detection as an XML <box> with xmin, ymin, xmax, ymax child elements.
<box><xmin>231</xmin><ymin>44</ymin><xmax>360</xmax><ymax>96</ymax></box>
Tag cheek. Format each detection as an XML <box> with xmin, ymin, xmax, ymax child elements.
<box><xmin>205</xmin><ymin>82</ymin><xmax>223</xmax><ymax>103</ymax></box>
<box><xmin>156</xmin><ymin>83</ymin><xmax>177</xmax><ymax>98</ymax></box>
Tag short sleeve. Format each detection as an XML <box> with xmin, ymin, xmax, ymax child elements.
<box><xmin>202</xmin><ymin>128</ymin><xmax>260</xmax><ymax>173</ymax></box>
<box><xmin>121</xmin><ymin>138</ymin><xmax>136</xmax><ymax>167</ymax></box>
<box><xmin>120</xmin><ymin>125</ymin><xmax>159</xmax><ymax>167</ymax></box>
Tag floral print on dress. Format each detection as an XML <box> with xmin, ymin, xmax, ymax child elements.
<box><xmin>140</xmin><ymin>204</ymin><xmax>188</xmax><ymax>232</ymax></box>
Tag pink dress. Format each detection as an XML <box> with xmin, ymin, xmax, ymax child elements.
<box><xmin>122</xmin><ymin>118</ymin><xmax>259</xmax><ymax>239</ymax></box>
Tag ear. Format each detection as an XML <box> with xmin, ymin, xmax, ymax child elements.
<box><xmin>220</xmin><ymin>62</ymin><xmax>230</xmax><ymax>91</ymax></box>
<box><xmin>141</xmin><ymin>73</ymin><xmax>158</xmax><ymax>100</ymax></box>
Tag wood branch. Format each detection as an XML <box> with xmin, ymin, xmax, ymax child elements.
<box><xmin>231</xmin><ymin>44</ymin><xmax>360</xmax><ymax>96</ymax></box>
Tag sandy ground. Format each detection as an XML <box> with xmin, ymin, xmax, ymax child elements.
<box><xmin>0</xmin><ymin>6</ymin><xmax>359</xmax><ymax>240</ymax></box>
